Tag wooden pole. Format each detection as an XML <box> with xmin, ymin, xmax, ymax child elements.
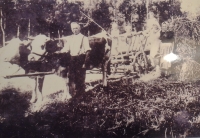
<box><xmin>0</xmin><ymin>8</ymin><xmax>5</xmax><ymax>47</ymax></box>
<box><xmin>5</xmin><ymin>71</ymin><xmax>55</xmax><ymax>79</ymax></box>
<box><xmin>28</xmin><ymin>19</ymin><xmax>30</xmax><ymax>38</ymax></box>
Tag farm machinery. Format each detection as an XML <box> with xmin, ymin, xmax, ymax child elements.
<box><xmin>110</xmin><ymin>33</ymin><xmax>156</xmax><ymax>77</ymax></box>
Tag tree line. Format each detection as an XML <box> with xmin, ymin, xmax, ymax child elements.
<box><xmin>0</xmin><ymin>0</ymin><xmax>182</xmax><ymax>47</ymax></box>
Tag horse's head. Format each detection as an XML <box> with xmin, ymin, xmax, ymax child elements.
<box><xmin>28</xmin><ymin>35</ymin><xmax>50</xmax><ymax>61</ymax></box>
<box><xmin>89</xmin><ymin>31</ymin><xmax>112</xmax><ymax>48</ymax></box>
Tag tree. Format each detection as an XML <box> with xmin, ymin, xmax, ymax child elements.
<box><xmin>0</xmin><ymin>0</ymin><xmax>15</xmax><ymax>45</ymax></box>
<box><xmin>0</xmin><ymin>8</ymin><xmax>5</xmax><ymax>47</ymax></box>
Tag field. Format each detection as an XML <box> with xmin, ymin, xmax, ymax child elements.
<box><xmin>0</xmin><ymin>74</ymin><xmax>200</xmax><ymax>138</ymax></box>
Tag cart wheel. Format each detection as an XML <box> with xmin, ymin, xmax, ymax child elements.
<box><xmin>132</xmin><ymin>52</ymin><xmax>148</xmax><ymax>76</ymax></box>
<box><xmin>110</xmin><ymin>64</ymin><xmax>118</xmax><ymax>74</ymax></box>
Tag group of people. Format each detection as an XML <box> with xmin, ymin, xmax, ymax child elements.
<box><xmin>110</xmin><ymin>11</ymin><xmax>175</xmax><ymax>75</ymax></box>
<box><xmin>58</xmin><ymin>6</ymin><xmax>175</xmax><ymax>98</ymax></box>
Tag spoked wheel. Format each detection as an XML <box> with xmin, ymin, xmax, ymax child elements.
<box><xmin>132</xmin><ymin>52</ymin><xmax>149</xmax><ymax>77</ymax></box>
<box><xmin>110</xmin><ymin>53</ymin><xmax>129</xmax><ymax>75</ymax></box>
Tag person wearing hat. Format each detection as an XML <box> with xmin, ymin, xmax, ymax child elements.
<box><xmin>61</xmin><ymin>22</ymin><xmax>91</xmax><ymax>97</ymax></box>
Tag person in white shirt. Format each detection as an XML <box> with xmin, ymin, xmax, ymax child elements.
<box><xmin>143</xmin><ymin>12</ymin><xmax>161</xmax><ymax>74</ymax></box>
<box><xmin>61</xmin><ymin>22</ymin><xmax>91</xmax><ymax>97</ymax></box>
<box><xmin>110</xmin><ymin>22</ymin><xmax>120</xmax><ymax>56</ymax></box>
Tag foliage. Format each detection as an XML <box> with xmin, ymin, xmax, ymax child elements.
<box><xmin>118</xmin><ymin>0</ymin><xmax>146</xmax><ymax>23</ymax></box>
<box><xmin>89</xmin><ymin>2</ymin><xmax>112</xmax><ymax>35</ymax></box>
<box><xmin>0</xmin><ymin>0</ymin><xmax>184</xmax><ymax>42</ymax></box>
<box><xmin>0</xmin><ymin>0</ymin><xmax>83</xmax><ymax>39</ymax></box>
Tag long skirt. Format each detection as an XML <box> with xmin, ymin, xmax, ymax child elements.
<box><xmin>160</xmin><ymin>43</ymin><xmax>174</xmax><ymax>69</ymax></box>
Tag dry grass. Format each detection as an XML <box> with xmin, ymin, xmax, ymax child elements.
<box><xmin>0</xmin><ymin>76</ymin><xmax>200</xmax><ymax>137</ymax></box>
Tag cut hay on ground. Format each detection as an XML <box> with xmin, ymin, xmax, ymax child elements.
<box><xmin>1</xmin><ymin>77</ymin><xmax>200</xmax><ymax>137</ymax></box>
<box><xmin>180</xmin><ymin>59</ymin><xmax>200</xmax><ymax>82</ymax></box>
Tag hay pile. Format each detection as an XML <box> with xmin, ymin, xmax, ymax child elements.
<box><xmin>171</xmin><ymin>18</ymin><xmax>200</xmax><ymax>81</ymax></box>
<box><xmin>180</xmin><ymin>59</ymin><xmax>200</xmax><ymax>82</ymax></box>
<box><xmin>174</xmin><ymin>18</ymin><xmax>200</xmax><ymax>46</ymax></box>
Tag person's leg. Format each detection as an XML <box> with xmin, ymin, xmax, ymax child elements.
<box><xmin>68</xmin><ymin>57</ymin><xmax>76</xmax><ymax>97</ymax></box>
<box><xmin>74</xmin><ymin>55</ymin><xmax>86</xmax><ymax>95</ymax></box>
<box><xmin>75</xmin><ymin>67</ymin><xmax>86</xmax><ymax>95</ymax></box>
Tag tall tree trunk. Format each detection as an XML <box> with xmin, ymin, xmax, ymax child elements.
<box><xmin>146</xmin><ymin>0</ymin><xmax>149</xmax><ymax>19</ymax></box>
<box><xmin>3</xmin><ymin>16</ymin><xmax>6</xmax><ymax>30</ymax></box>
<box><xmin>28</xmin><ymin>19</ymin><xmax>30</xmax><ymax>38</ymax></box>
<box><xmin>17</xmin><ymin>25</ymin><xmax>20</xmax><ymax>38</ymax></box>
<box><xmin>61</xmin><ymin>30</ymin><xmax>63</xmax><ymax>37</ymax></box>
<box><xmin>0</xmin><ymin>8</ymin><xmax>5</xmax><ymax>47</ymax></box>
<box><xmin>58</xmin><ymin>30</ymin><xmax>60</xmax><ymax>39</ymax></box>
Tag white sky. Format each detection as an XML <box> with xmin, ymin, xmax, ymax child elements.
<box><xmin>179</xmin><ymin>0</ymin><xmax>200</xmax><ymax>17</ymax></box>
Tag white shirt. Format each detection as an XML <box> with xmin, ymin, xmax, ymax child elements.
<box><xmin>61</xmin><ymin>33</ymin><xmax>91</xmax><ymax>56</ymax></box>
<box><xmin>144</xmin><ymin>17</ymin><xmax>161</xmax><ymax>57</ymax></box>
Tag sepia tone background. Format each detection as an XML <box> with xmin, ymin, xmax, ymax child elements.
<box><xmin>1</xmin><ymin>0</ymin><xmax>200</xmax><ymax>137</ymax></box>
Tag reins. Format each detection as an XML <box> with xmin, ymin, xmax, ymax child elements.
<box><xmin>30</xmin><ymin>51</ymin><xmax>48</xmax><ymax>62</ymax></box>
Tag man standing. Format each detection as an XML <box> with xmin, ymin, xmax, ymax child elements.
<box><xmin>61</xmin><ymin>22</ymin><xmax>91</xmax><ymax>97</ymax></box>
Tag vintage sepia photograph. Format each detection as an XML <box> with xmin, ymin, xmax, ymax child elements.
<box><xmin>0</xmin><ymin>0</ymin><xmax>200</xmax><ymax>137</ymax></box>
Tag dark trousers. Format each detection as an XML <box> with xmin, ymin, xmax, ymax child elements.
<box><xmin>68</xmin><ymin>55</ymin><xmax>86</xmax><ymax>97</ymax></box>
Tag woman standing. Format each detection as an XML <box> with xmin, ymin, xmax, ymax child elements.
<box><xmin>144</xmin><ymin>12</ymin><xmax>161</xmax><ymax>73</ymax></box>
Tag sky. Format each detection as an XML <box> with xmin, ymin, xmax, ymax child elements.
<box><xmin>179</xmin><ymin>0</ymin><xmax>200</xmax><ymax>18</ymax></box>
